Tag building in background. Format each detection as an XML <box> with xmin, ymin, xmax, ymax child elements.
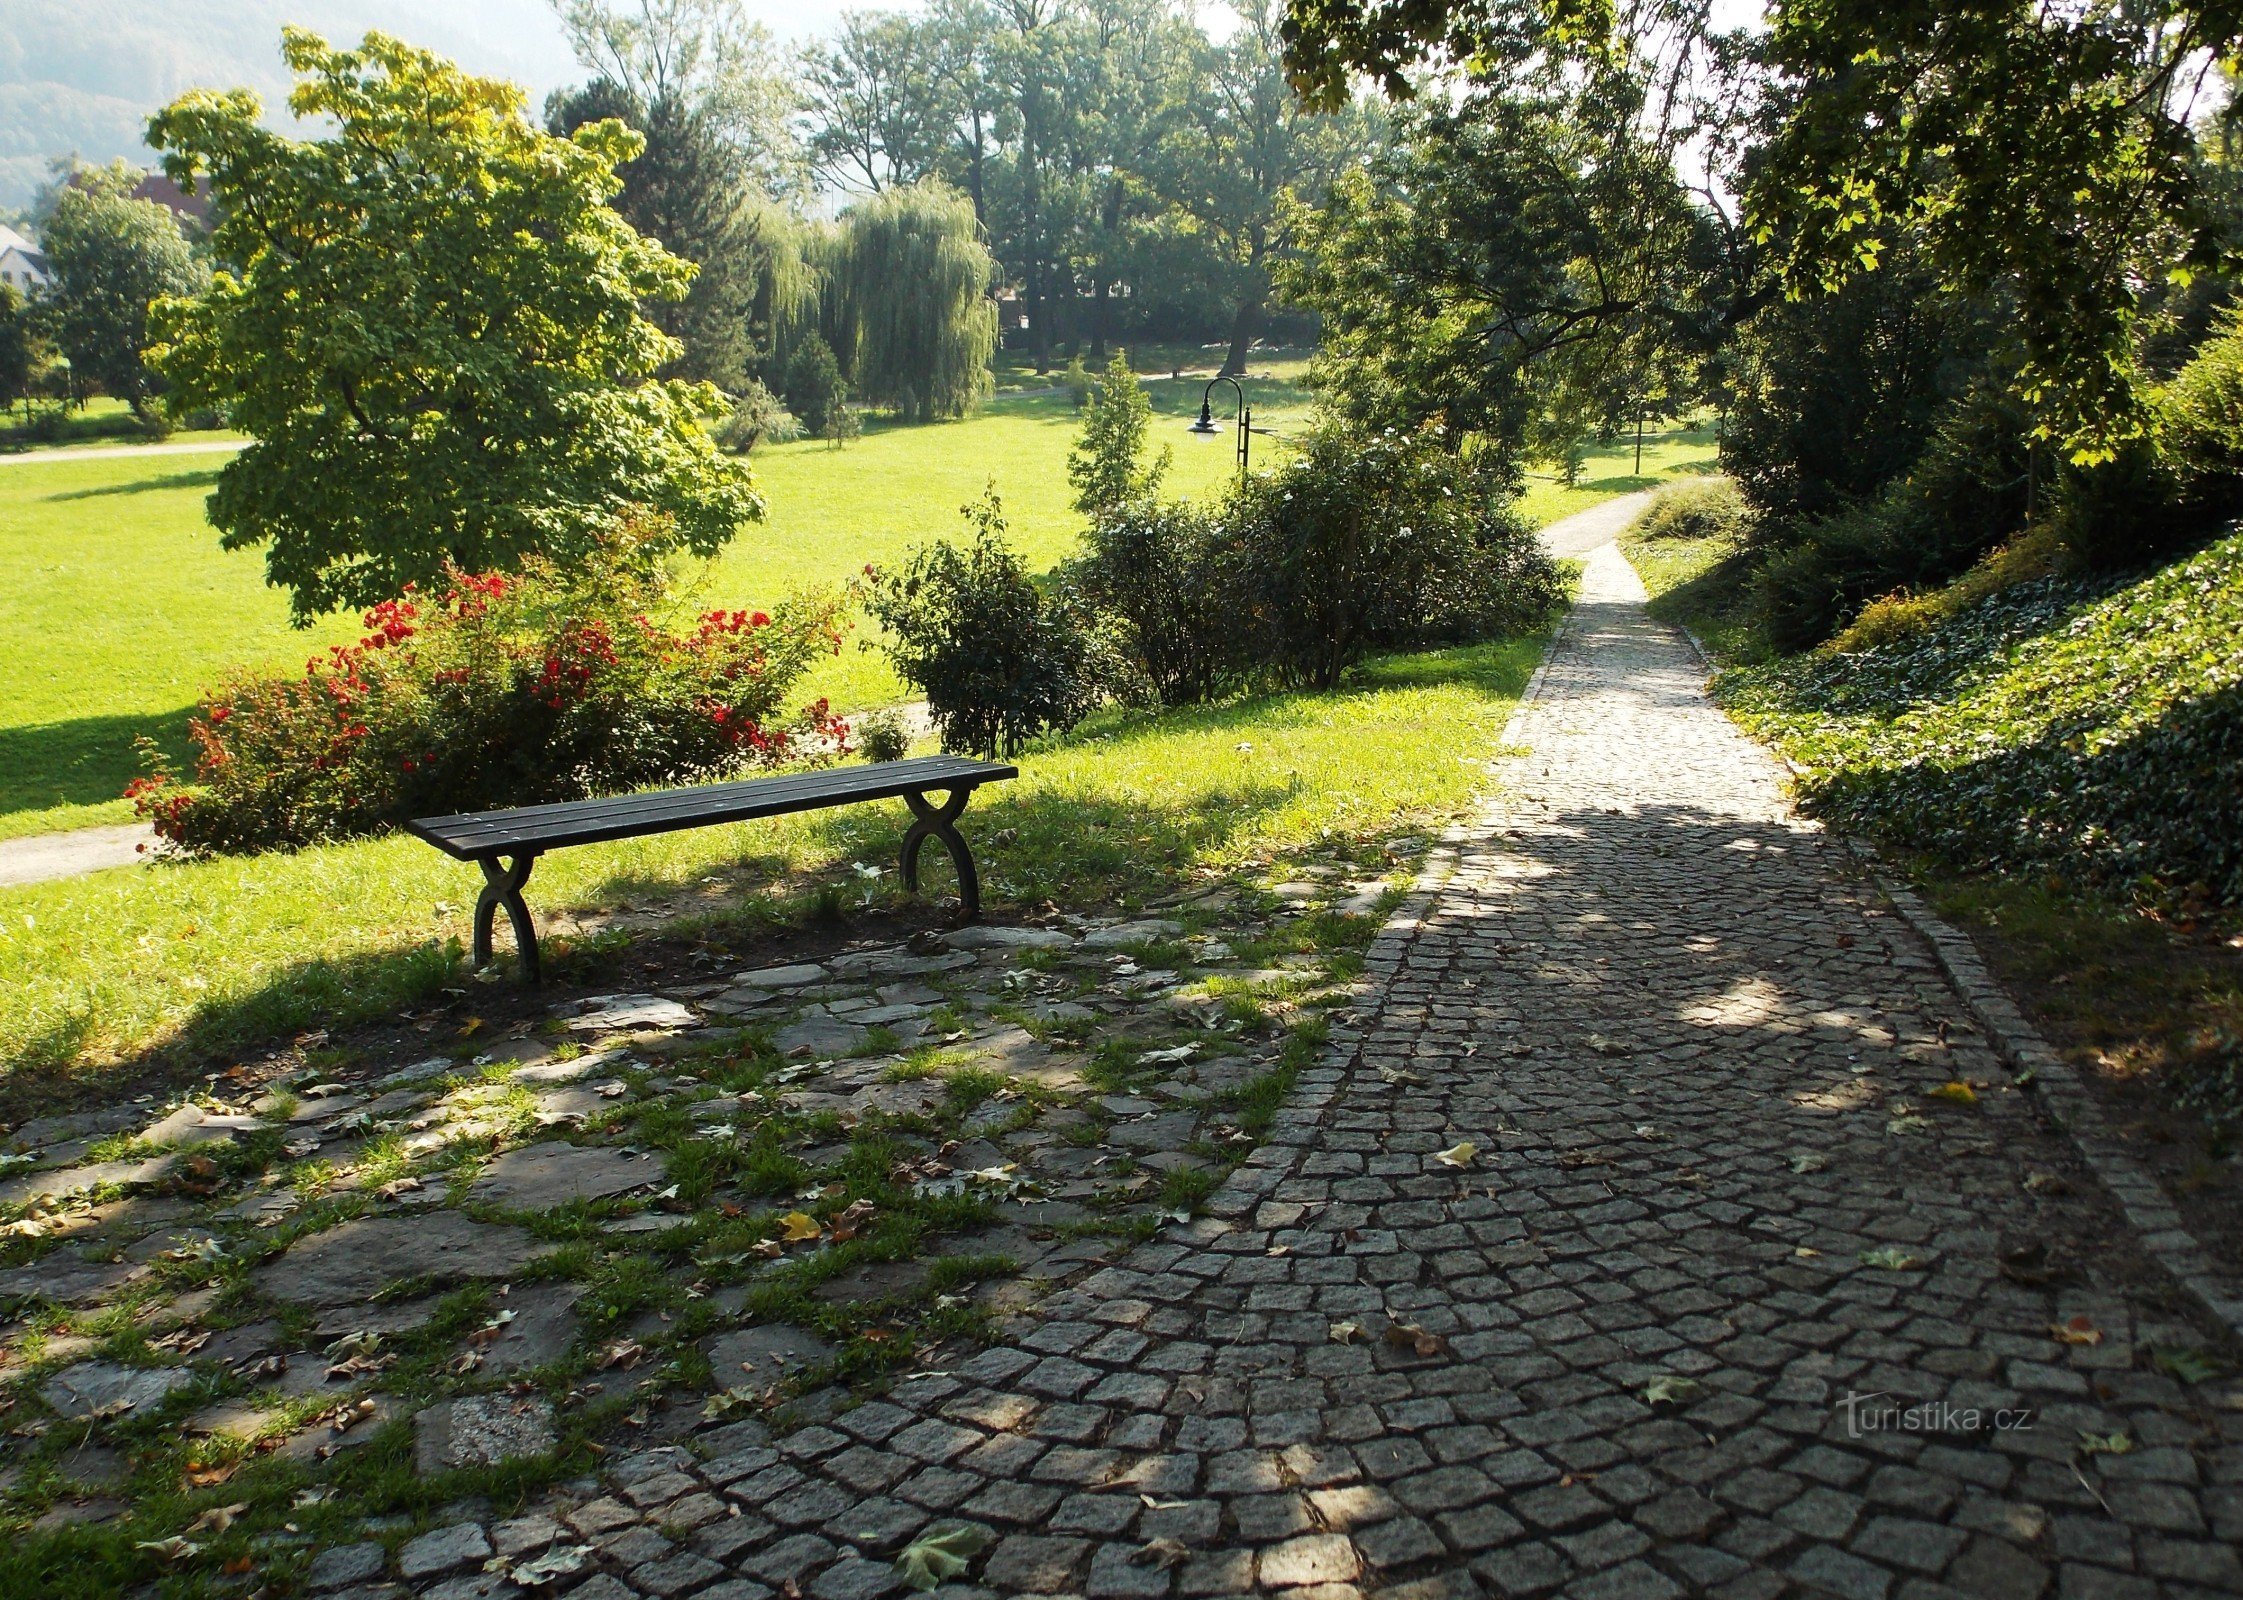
<box><xmin>0</xmin><ymin>223</ymin><xmax>46</xmax><ymax>294</ymax></box>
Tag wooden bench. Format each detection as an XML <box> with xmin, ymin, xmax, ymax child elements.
<box><xmin>407</xmin><ymin>755</ymin><xmax>1017</xmax><ymax>985</ymax></box>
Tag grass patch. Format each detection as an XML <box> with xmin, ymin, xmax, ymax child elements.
<box><xmin>0</xmin><ymin>388</ymin><xmax>1305</xmax><ymax>843</ymax></box>
<box><xmin>0</xmin><ymin>632</ymin><xmax>1549</xmax><ymax>1100</ymax></box>
<box><xmin>1620</xmin><ymin>516</ymin><xmax>1766</xmax><ymax>664</ymax></box>
<box><xmin>1514</xmin><ymin>425</ymin><xmax>1722</xmax><ymax>529</ymax></box>
<box><xmin>0</xmin><ymin>383</ymin><xmax>1698</xmax><ymax>845</ymax></box>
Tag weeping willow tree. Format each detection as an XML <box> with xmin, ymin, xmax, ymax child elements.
<box><xmin>832</xmin><ymin>184</ymin><xmax>998</xmax><ymax>422</ymax></box>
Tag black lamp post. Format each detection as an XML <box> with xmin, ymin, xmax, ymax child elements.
<box><xmin>1189</xmin><ymin>374</ymin><xmax>1252</xmax><ymax>481</ymax></box>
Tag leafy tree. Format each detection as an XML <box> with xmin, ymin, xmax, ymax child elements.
<box><xmin>1278</xmin><ymin>0</ymin><xmax>2243</xmax><ymax>457</ymax></box>
<box><xmin>552</xmin><ymin>0</ymin><xmax>805</xmax><ymax>197</ymax></box>
<box><xmin>1068</xmin><ymin>350</ymin><xmax>1168</xmax><ymax>514</ymax></box>
<box><xmin>546</xmin><ymin>79</ymin><xmax>798</xmax><ymax>389</ymax></box>
<box><xmin>832</xmin><ymin>183</ymin><xmax>999</xmax><ymax>422</ymax></box>
<box><xmin>146</xmin><ymin>29</ymin><xmax>761</xmax><ymax>621</ymax></box>
<box><xmin>35</xmin><ymin>160</ymin><xmax>208</xmax><ymax>417</ymax></box>
<box><xmin>803</xmin><ymin>12</ymin><xmax>955</xmax><ymax>192</ymax></box>
<box><xmin>782</xmin><ymin>331</ymin><xmax>847</xmax><ymax>437</ymax></box>
<box><xmin>1157</xmin><ymin>0</ymin><xmax>1373</xmax><ymax>374</ymax></box>
<box><xmin>1279</xmin><ymin>87</ymin><xmax>1720</xmax><ymax>457</ymax></box>
<box><xmin>0</xmin><ymin>284</ymin><xmax>33</xmax><ymax>418</ymax></box>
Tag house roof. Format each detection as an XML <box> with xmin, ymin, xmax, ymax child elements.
<box><xmin>0</xmin><ymin>224</ymin><xmax>37</xmax><ymax>255</ymax></box>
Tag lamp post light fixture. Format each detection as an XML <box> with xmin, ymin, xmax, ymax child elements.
<box><xmin>1189</xmin><ymin>374</ymin><xmax>1255</xmax><ymax>482</ymax></box>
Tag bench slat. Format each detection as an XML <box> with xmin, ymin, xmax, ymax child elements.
<box><xmin>406</xmin><ymin>755</ymin><xmax>1016</xmax><ymax>860</ymax></box>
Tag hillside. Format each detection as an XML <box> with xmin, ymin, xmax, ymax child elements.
<box><xmin>0</xmin><ymin>1</ymin><xmax>578</xmax><ymax>210</ymax></box>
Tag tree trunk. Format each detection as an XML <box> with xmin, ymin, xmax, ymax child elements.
<box><xmin>1221</xmin><ymin>292</ymin><xmax>1263</xmax><ymax>377</ymax></box>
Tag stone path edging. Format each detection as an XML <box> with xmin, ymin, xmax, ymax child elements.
<box><xmin>1663</xmin><ymin>575</ymin><xmax>2243</xmax><ymax>1344</ymax></box>
<box><xmin>1872</xmin><ymin>869</ymin><xmax>2243</xmax><ymax>1341</ymax></box>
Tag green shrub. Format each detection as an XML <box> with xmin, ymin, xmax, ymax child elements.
<box><xmin>129</xmin><ymin>528</ymin><xmax>850</xmax><ymax>855</ymax></box>
<box><xmin>713</xmin><ymin>379</ymin><xmax>799</xmax><ymax>454</ymax></box>
<box><xmin>1068</xmin><ymin>351</ymin><xmax>1169</xmax><ymax>517</ymax></box>
<box><xmin>1225</xmin><ymin>427</ymin><xmax>1565</xmax><ymax>688</ymax></box>
<box><xmin>822</xmin><ymin>402</ymin><xmax>863</xmax><ymax>449</ymax></box>
<box><xmin>1062</xmin><ymin>354</ymin><xmax>1095</xmax><ymax>409</ymax></box>
<box><xmin>1638</xmin><ymin>478</ymin><xmax>1750</xmax><ymax>543</ymax></box>
<box><xmin>866</xmin><ymin>489</ymin><xmax>1102</xmax><ymax>757</ymax></box>
<box><xmin>1068</xmin><ymin>501</ymin><xmax>1244</xmax><ymax>707</ymax></box>
<box><xmin>783</xmin><ymin>334</ymin><xmax>847</xmax><ymax>438</ymax></box>
<box><xmin>855</xmin><ymin>708</ymin><xmax>912</xmax><ymax>762</ymax></box>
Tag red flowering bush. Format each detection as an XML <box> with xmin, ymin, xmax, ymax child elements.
<box><xmin>131</xmin><ymin>533</ymin><xmax>851</xmax><ymax>854</ymax></box>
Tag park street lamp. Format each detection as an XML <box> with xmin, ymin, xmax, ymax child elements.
<box><xmin>1188</xmin><ymin>374</ymin><xmax>1273</xmax><ymax>483</ymax></box>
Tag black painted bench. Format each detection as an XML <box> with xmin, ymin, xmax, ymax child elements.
<box><xmin>407</xmin><ymin>754</ymin><xmax>1017</xmax><ymax>985</ymax></box>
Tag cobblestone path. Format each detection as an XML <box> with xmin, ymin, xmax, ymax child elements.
<box><xmin>396</xmin><ymin>546</ymin><xmax>2243</xmax><ymax>1600</ymax></box>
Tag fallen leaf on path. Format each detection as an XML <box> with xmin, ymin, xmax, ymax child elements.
<box><xmin>895</xmin><ymin>1524</ymin><xmax>988</xmax><ymax>1590</ymax></box>
<box><xmin>2050</xmin><ymin>1316</ymin><xmax>2103</xmax><ymax>1347</ymax></box>
<box><xmin>135</xmin><ymin>1537</ymin><xmax>202</xmax><ymax>1562</ymax></box>
<box><xmin>1433</xmin><ymin>1141</ymin><xmax>1477</xmax><ymax>1168</ymax></box>
<box><xmin>1643</xmin><ymin>1375</ymin><xmax>1700</xmax><ymax>1405</ymax></box>
<box><xmin>511</xmin><ymin>1545</ymin><xmax>593</xmax><ymax>1587</ymax></box>
<box><xmin>1927</xmin><ymin>1081</ymin><xmax>1977</xmax><ymax>1105</ymax></box>
<box><xmin>1859</xmin><ymin>1247</ymin><xmax>1923</xmax><ymax>1271</ymax></box>
<box><xmin>777</xmin><ymin>1211</ymin><xmax>822</xmax><ymax>1243</ymax></box>
<box><xmin>1131</xmin><ymin>1537</ymin><xmax>1192</xmax><ymax>1570</ymax></box>
<box><xmin>1383</xmin><ymin>1322</ymin><xmax>1450</xmax><ymax>1357</ymax></box>
<box><xmin>2077</xmin><ymin>1431</ymin><xmax>2132</xmax><ymax>1456</ymax></box>
<box><xmin>184</xmin><ymin>1503</ymin><xmax>248</xmax><ymax>1536</ymax></box>
<box><xmin>1327</xmin><ymin>1321</ymin><xmax>1364</xmax><ymax>1345</ymax></box>
<box><xmin>1790</xmin><ymin>1153</ymin><xmax>1828</xmax><ymax>1174</ymax></box>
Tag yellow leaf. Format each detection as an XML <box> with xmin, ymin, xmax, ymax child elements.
<box><xmin>2050</xmin><ymin>1316</ymin><xmax>2102</xmax><ymax>1347</ymax></box>
<box><xmin>1433</xmin><ymin>1141</ymin><xmax>1477</xmax><ymax>1168</ymax></box>
<box><xmin>1928</xmin><ymin>1081</ymin><xmax>1977</xmax><ymax>1104</ymax></box>
<box><xmin>778</xmin><ymin>1211</ymin><xmax>822</xmax><ymax>1243</ymax></box>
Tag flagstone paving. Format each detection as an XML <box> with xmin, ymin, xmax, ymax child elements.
<box><xmin>4</xmin><ymin>544</ymin><xmax>2241</xmax><ymax>1595</ymax></box>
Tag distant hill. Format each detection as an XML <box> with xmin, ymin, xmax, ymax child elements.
<box><xmin>0</xmin><ymin>1</ymin><xmax>584</xmax><ymax>211</ymax></box>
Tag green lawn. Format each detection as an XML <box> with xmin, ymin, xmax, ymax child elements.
<box><xmin>0</xmin><ymin>384</ymin><xmax>1300</xmax><ymax>842</ymax></box>
<box><xmin>0</xmin><ymin>632</ymin><xmax>1550</xmax><ymax>1101</ymax></box>
<box><xmin>2</xmin><ymin>387</ymin><xmax>1711</xmax><ymax>844</ymax></box>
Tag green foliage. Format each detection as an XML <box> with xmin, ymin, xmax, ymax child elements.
<box><xmin>1724</xmin><ymin>529</ymin><xmax>2243</xmax><ymax>908</ymax></box>
<box><xmin>782</xmin><ymin>332</ymin><xmax>848</xmax><ymax>439</ymax></box>
<box><xmin>1280</xmin><ymin>89</ymin><xmax>1715</xmax><ymax>461</ymax></box>
<box><xmin>1720</xmin><ymin>251</ymin><xmax>1997</xmax><ymax>529</ymax></box>
<box><xmin>1224</xmin><ymin>425</ymin><xmax>1567</xmax><ymax>688</ymax></box>
<box><xmin>855</xmin><ymin>708</ymin><xmax>911</xmax><ymax>762</ymax></box>
<box><xmin>145</xmin><ymin>29</ymin><xmax>760</xmax><ymax>622</ymax></box>
<box><xmin>711</xmin><ymin>378</ymin><xmax>799</xmax><ymax>454</ymax></box>
<box><xmin>130</xmin><ymin>528</ymin><xmax>848</xmax><ymax>855</ymax></box>
<box><xmin>33</xmin><ymin>160</ymin><xmax>207</xmax><ymax>415</ymax></box>
<box><xmin>545</xmin><ymin>80</ymin><xmax>807</xmax><ymax>391</ymax></box>
<box><xmin>866</xmin><ymin>489</ymin><xmax>1101</xmax><ymax>757</ymax></box>
<box><xmin>1067</xmin><ymin>500</ymin><xmax>1243</xmax><ymax>707</ymax></box>
<box><xmin>1638</xmin><ymin>478</ymin><xmax>1751</xmax><ymax>545</ymax></box>
<box><xmin>1068</xmin><ymin>351</ymin><xmax>1169</xmax><ymax>517</ymax></box>
<box><xmin>822</xmin><ymin>401</ymin><xmax>863</xmax><ymax>449</ymax></box>
<box><xmin>0</xmin><ymin>282</ymin><xmax>34</xmax><ymax>412</ymax></box>
<box><xmin>832</xmin><ymin>183</ymin><xmax>997</xmax><ymax>423</ymax></box>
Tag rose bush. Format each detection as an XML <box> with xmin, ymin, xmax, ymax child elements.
<box><xmin>132</xmin><ymin>533</ymin><xmax>850</xmax><ymax>854</ymax></box>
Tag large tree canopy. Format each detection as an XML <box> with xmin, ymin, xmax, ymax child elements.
<box><xmin>1280</xmin><ymin>85</ymin><xmax>1723</xmax><ymax>451</ymax></box>
<box><xmin>1280</xmin><ymin>0</ymin><xmax>2243</xmax><ymax>454</ymax></box>
<box><xmin>146</xmin><ymin>29</ymin><xmax>760</xmax><ymax>622</ymax></box>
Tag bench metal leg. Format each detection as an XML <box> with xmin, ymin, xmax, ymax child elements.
<box><xmin>473</xmin><ymin>853</ymin><xmax>542</xmax><ymax>985</ymax></box>
<box><xmin>901</xmin><ymin>788</ymin><xmax>981</xmax><ymax>920</ymax></box>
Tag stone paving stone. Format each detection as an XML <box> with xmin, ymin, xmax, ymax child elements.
<box><xmin>377</xmin><ymin>540</ymin><xmax>2237</xmax><ymax>1598</ymax></box>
